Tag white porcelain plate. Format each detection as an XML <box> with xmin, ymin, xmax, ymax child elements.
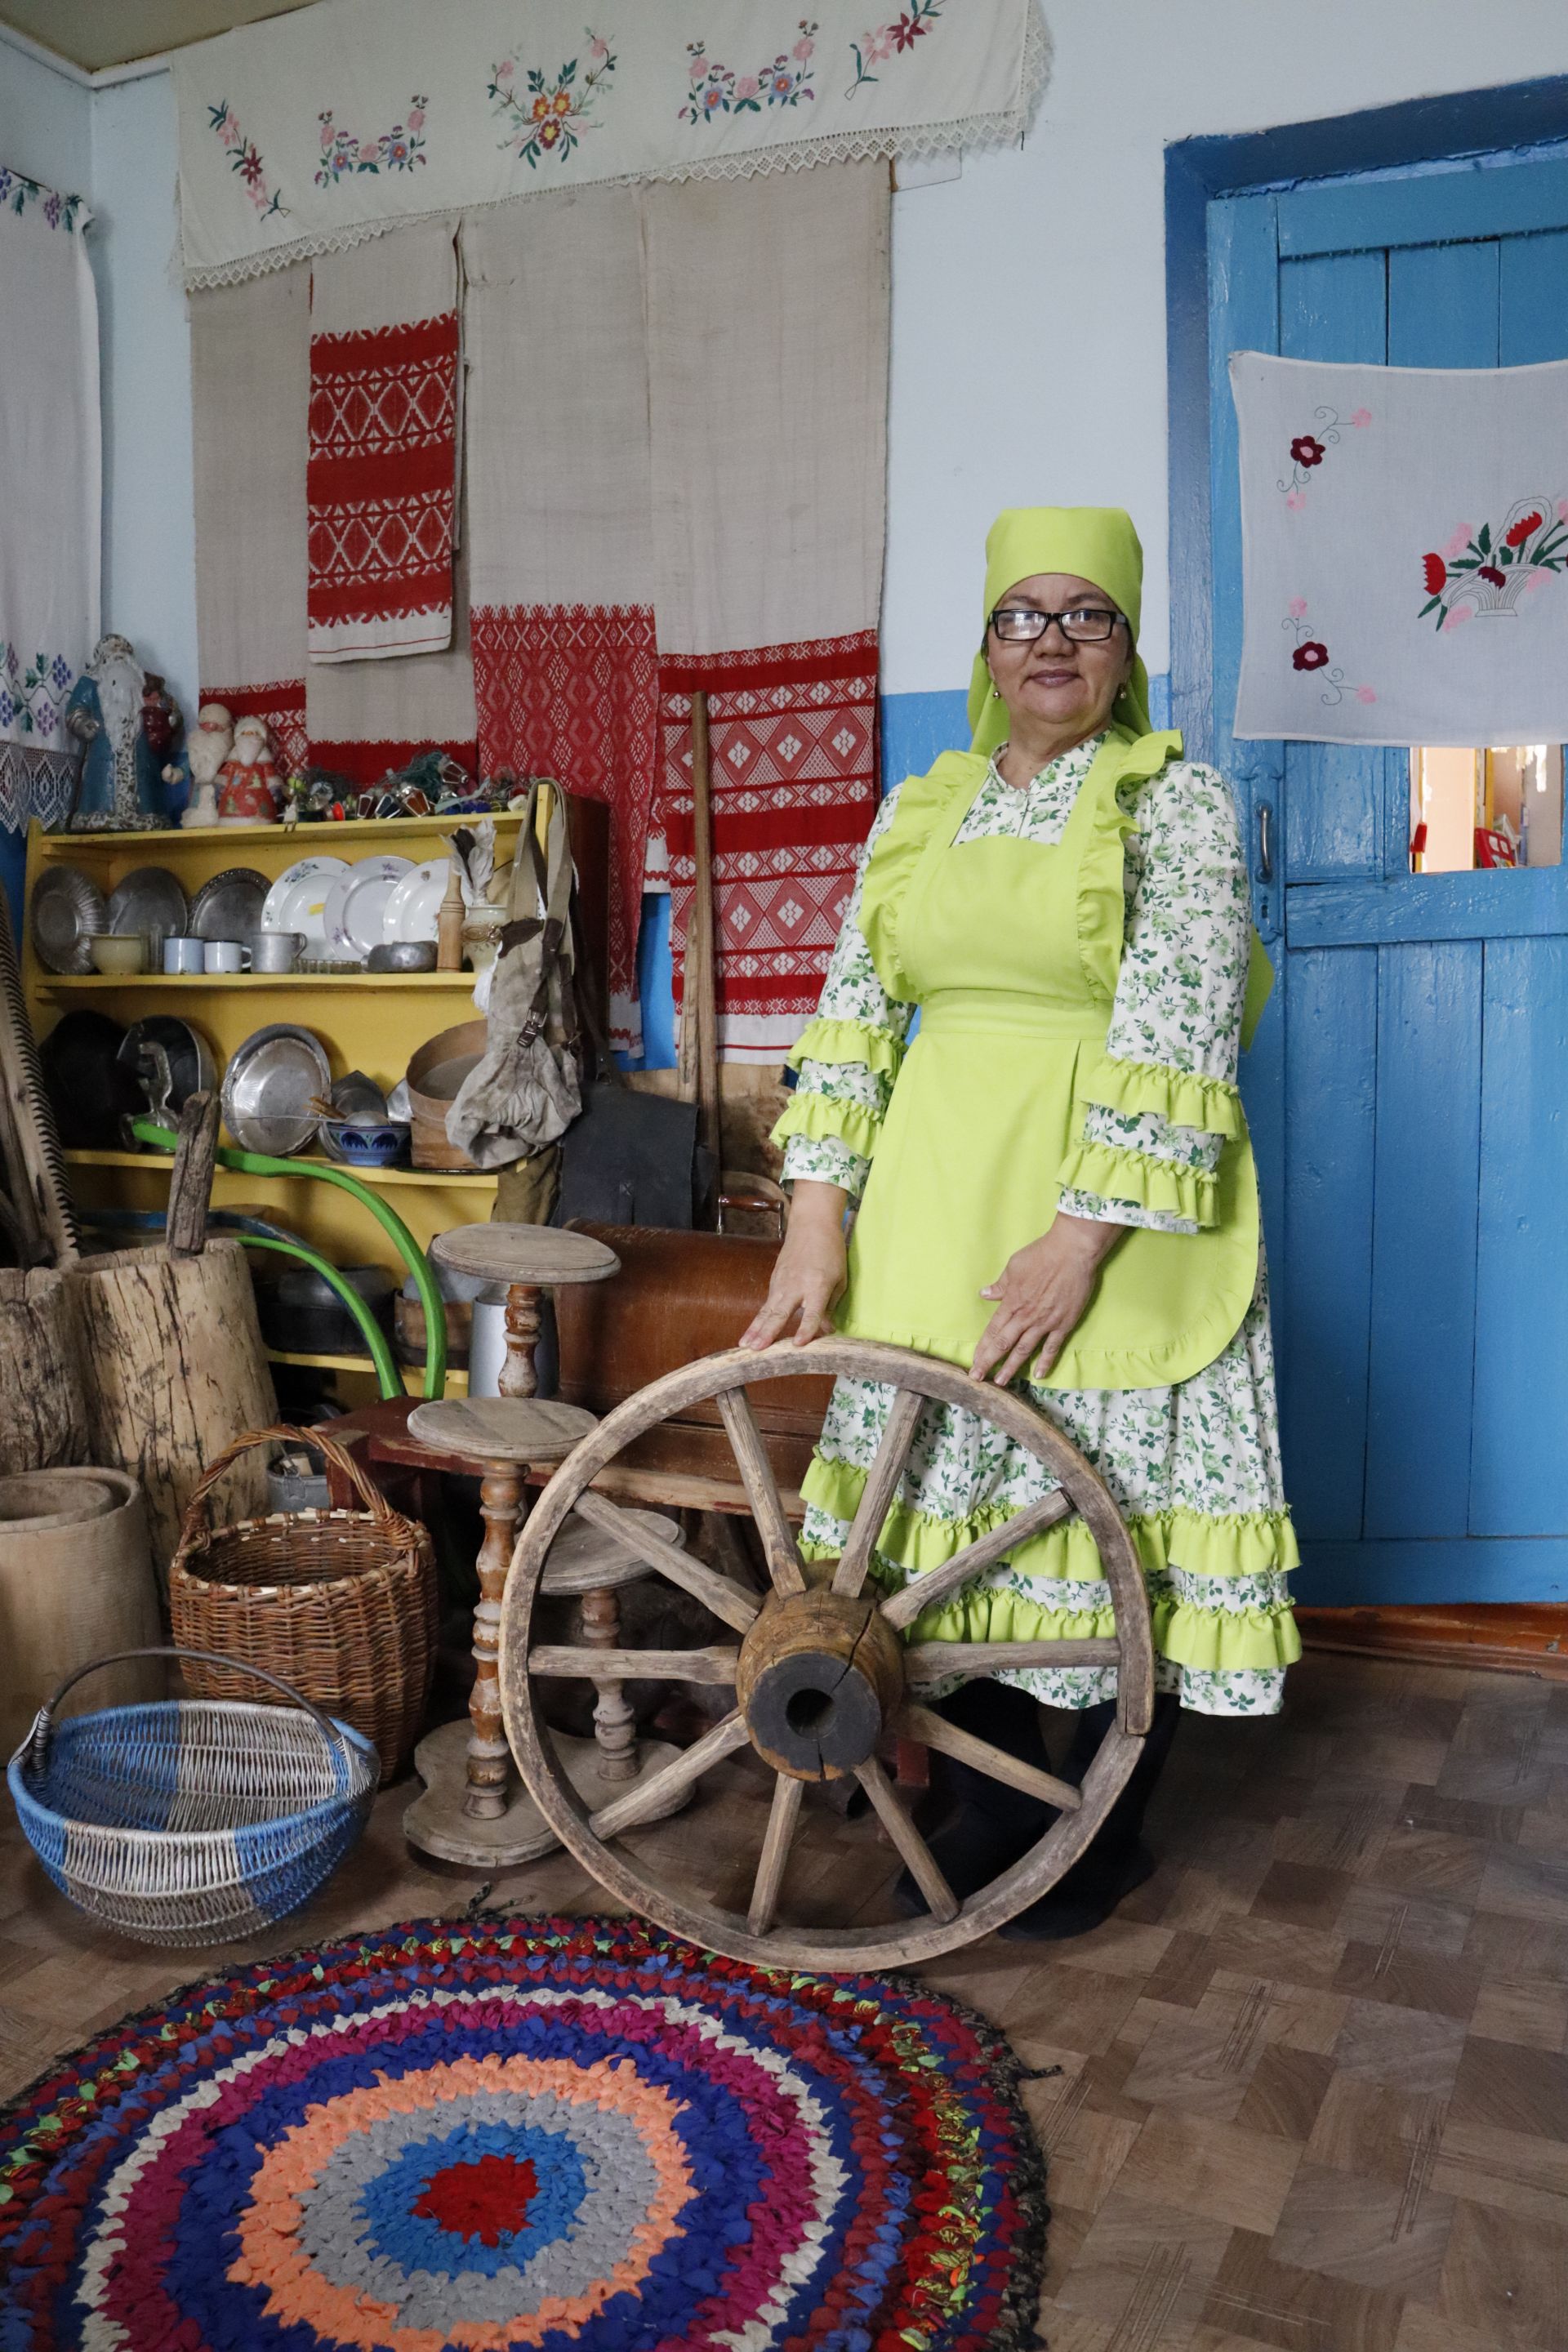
<box><xmin>380</xmin><ymin>857</ymin><xmax>452</xmax><ymax>947</ymax></box>
<box><xmin>260</xmin><ymin>856</ymin><xmax>349</xmax><ymax>953</ymax></box>
<box><xmin>323</xmin><ymin>855</ymin><xmax>414</xmax><ymax>964</ymax></box>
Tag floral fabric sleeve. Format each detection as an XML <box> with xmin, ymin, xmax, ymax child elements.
<box><xmin>1057</xmin><ymin>761</ymin><xmax>1250</xmax><ymax>1234</ymax></box>
<box><xmin>773</xmin><ymin>787</ymin><xmax>915</xmax><ymax>1205</ymax></box>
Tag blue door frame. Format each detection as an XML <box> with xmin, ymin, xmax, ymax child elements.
<box><xmin>1168</xmin><ymin>75</ymin><xmax>1568</xmax><ymax>1608</ymax></box>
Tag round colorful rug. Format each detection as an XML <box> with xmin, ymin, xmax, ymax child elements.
<box><xmin>0</xmin><ymin>1915</ymin><xmax>1048</xmax><ymax>2352</ymax></box>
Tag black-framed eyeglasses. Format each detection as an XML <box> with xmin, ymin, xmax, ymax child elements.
<box><xmin>988</xmin><ymin>605</ymin><xmax>1125</xmax><ymax>644</ymax></box>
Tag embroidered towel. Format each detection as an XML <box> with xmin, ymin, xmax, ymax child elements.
<box><xmin>0</xmin><ymin>167</ymin><xmax>99</xmax><ymax>833</ymax></box>
<box><xmin>1232</xmin><ymin>350</ymin><xmax>1568</xmax><ymax>747</ymax></box>
<box><xmin>466</xmin><ymin>189</ymin><xmax>658</xmax><ymax>1054</ymax></box>
<box><xmin>307</xmin><ymin>217</ymin><xmax>459</xmax><ymax>661</ymax></box>
<box><xmin>190</xmin><ymin>262</ymin><xmax>310</xmax><ymax>773</ymax></box>
<box><xmin>169</xmin><ymin>0</ymin><xmax>1045</xmax><ymax>290</ymax></box>
<box><xmin>644</xmin><ymin>163</ymin><xmax>887</xmax><ymax>1064</ymax></box>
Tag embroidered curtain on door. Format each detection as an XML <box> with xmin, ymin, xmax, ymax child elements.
<box><xmin>1232</xmin><ymin>351</ymin><xmax>1568</xmax><ymax>746</ymax></box>
<box><xmin>0</xmin><ymin>168</ymin><xmax>99</xmax><ymax>832</ymax></box>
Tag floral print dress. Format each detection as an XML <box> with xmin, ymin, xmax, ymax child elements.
<box><xmin>773</xmin><ymin>732</ymin><xmax>1300</xmax><ymax>1717</ymax></box>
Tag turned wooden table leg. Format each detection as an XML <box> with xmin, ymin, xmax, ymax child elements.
<box><xmin>580</xmin><ymin>1582</ymin><xmax>639</xmax><ymax>1781</ymax></box>
<box><xmin>499</xmin><ymin>1281</ymin><xmax>542</xmax><ymax>1400</ymax></box>
<box><xmin>466</xmin><ymin>1458</ymin><xmax>525</xmax><ymax>1818</ymax></box>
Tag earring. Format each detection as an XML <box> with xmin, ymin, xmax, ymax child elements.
<box><xmin>989</xmin><ymin>679</ymin><xmax>1000</xmax><ymax>699</ymax></box>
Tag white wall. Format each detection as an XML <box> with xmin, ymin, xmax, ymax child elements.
<box><xmin>0</xmin><ymin>37</ymin><xmax>89</xmax><ymax>195</ymax></box>
<box><xmin>11</xmin><ymin>0</ymin><xmax>1568</xmax><ymax>710</ymax></box>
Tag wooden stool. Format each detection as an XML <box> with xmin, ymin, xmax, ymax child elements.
<box><xmin>400</xmin><ymin>1395</ymin><xmax>692</xmax><ymax>1867</ymax></box>
<box><xmin>431</xmin><ymin>1223</ymin><xmax>619</xmax><ymax>1398</ymax></box>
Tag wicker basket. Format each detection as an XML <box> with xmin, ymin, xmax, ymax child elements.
<box><xmin>8</xmin><ymin>1646</ymin><xmax>378</xmax><ymax>1945</ymax></box>
<box><xmin>169</xmin><ymin>1425</ymin><xmax>437</xmax><ymax>1783</ymax></box>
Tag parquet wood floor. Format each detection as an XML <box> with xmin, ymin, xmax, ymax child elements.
<box><xmin>3</xmin><ymin>1651</ymin><xmax>1566</xmax><ymax>2348</ymax></box>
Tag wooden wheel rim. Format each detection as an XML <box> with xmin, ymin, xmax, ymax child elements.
<box><xmin>498</xmin><ymin>1337</ymin><xmax>1155</xmax><ymax>1971</ymax></box>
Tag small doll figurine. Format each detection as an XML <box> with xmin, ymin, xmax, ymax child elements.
<box><xmin>215</xmin><ymin>714</ymin><xmax>283</xmax><ymax>825</ymax></box>
<box><xmin>176</xmin><ymin>701</ymin><xmax>234</xmax><ymax>828</ymax></box>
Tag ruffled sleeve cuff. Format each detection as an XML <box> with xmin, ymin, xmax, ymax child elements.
<box><xmin>1080</xmin><ymin>1052</ymin><xmax>1244</xmax><ymax>1138</ymax></box>
<box><xmin>784</xmin><ymin>1015</ymin><xmax>905</xmax><ymax>1078</ymax></box>
<box><xmin>1055</xmin><ymin>1134</ymin><xmax>1218</xmax><ymax>1227</ymax></box>
<box><xmin>771</xmin><ymin>1089</ymin><xmax>884</xmax><ymax>1169</ymax></box>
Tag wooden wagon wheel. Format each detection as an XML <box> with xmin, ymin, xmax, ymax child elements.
<box><xmin>498</xmin><ymin>1337</ymin><xmax>1154</xmax><ymax>1971</ymax></box>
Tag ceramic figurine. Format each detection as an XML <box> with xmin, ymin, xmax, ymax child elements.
<box><xmin>175</xmin><ymin>701</ymin><xmax>233</xmax><ymax>829</ymax></box>
<box><xmin>63</xmin><ymin>634</ymin><xmax>172</xmax><ymax>831</ymax></box>
<box><xmin>215</xmin><ymin>714</ymin><xmax>283</xmax><ymax>825</ymax></box>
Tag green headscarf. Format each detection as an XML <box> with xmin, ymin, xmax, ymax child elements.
<box><xmin>967</xmin><ymin>506</ymin><xmax>1153</xmax><ymax>757</ymax></box>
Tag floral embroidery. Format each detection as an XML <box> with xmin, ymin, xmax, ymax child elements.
<box><xmin>680</xmin><ymin>20</ymin><xmax>817</xmax><ymax>122</ymax></box>
<box><xmin>315</xmin><ymin>97</ymin><xmax>428</xmax><ymax>186</ymax></box>
<box><xmin>1277</xmin><ymin>403</ymin><xmax>1366</xmax><ymax>501</ymax></box>
<box><xmin>1419</xmin><ymin>498</ymin><xmax>1568</xmax><ymax>630</ymax></box>
<box><xmin>846</xmin><ymin>1</ymin><xmax>943</xmax><ymax>96</ymax></box>
<box><xmin>207</xmin><ymin>99</ymin><xmax>287</xmax><ymax>218</ymax></box>
<box><xmin>0</xmin><ymin>169</ymin><xmax>84</xmax><ymax>232</ymax></box>
<box><xmin>490</xmin><ymin>32</ymin><xmax>617</xmax><ymax>167</ymax></box>
<box><xmin>0</xmin><ymin>644</ymin><xmax>77</xmax><ymax>741</ymax></box>
<box><xmin>1284</xmin><ymin>604</ymin><xmax>1374</xmax><ymax>706</ymax></box>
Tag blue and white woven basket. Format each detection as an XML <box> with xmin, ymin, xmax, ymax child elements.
<box><xmin>7</xmin><ymin>1648</ymin><xmax>377</xmax><ymax>1945</ymax></box>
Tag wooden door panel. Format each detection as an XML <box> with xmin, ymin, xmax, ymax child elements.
<box><xmin>1500</xmin><ymin>225</ymin><xmax>1568</xmax><ymax>363</ymax></box>
<box><xmin>1362</xmin><ymin>942</ymin><xmax>1483</xmax><ymax>1539</ymax></box>
<box><xmin>1280</xmin><ymin>945</ymin><xmax>1378</xmax><ymax>1540</ymax></box>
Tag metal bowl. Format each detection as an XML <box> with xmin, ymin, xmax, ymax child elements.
<box><xmin>367</xmin><ymin>940</ymin><xmax>437</xmax><ymax>973</ymax></box>
<box><xmin>221</xmin><ymin>1024</ymin><xmax>332</xmax><ymax>1156</ymax></box>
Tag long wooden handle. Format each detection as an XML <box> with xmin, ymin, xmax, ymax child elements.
<box><xmin>688</xmin><ymin>688</ymin><xmax>721</xmax><ymax>1168</ymax></box>
<box><xmin>166</xmin><ymin>1090</ymin><xmax>220</xmax><ymax>1258</ymax></box>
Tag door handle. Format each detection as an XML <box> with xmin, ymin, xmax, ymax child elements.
<box><xmin>1257</xmin><ymin>802</ymin><xmax>1274</xmax><ymax>884</ymax></box>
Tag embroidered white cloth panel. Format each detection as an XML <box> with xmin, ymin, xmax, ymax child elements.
<box><xmin>0</xmin><ymin>168</ymin><xmax>99</xmax><ymax>812</ymax></box>
<box><xmin>1232</xmin><ymin>350</ymin><xmax>1568</xmax><ymax>748</ymax></box>
<box><xmin>169</xmin><ymin>0</ymin><xmax>1045</xmax><ymax>288</ymax></box>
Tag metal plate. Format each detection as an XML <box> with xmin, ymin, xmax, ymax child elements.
<box><xmin>105</xmin><ymin>866</ymin><xmax>187</xmax><ymax>941</ymax></box>
<box><xmin>189</xmin><ymin>866</ymin><xmax>270</xmax><ymax>944</ymax></box>
<box><xmin>29</xmin><ymin>866</ymin><xmax>108</xmax><ymax>974</ymax></box>
<box><xmin>221</xmin><ymin>1022</ymin><xmax>332</xmax><ymax>1156</ymax></box>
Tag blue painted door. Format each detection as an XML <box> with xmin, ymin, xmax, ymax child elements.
<box><xmin>1209</xmin><ymin>159</ymin><xmax>1568</xmax><ymax>1605</ymax></box>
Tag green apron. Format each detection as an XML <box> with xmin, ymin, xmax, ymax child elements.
<box><xmin>835</xmin><ymin>728</ymin><xmax>1260</xmax><ymax>1392</ymax></box>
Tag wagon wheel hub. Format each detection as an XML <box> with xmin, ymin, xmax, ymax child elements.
<box><xmin>736</xmin><ymin>1584</ymin><xmax>905</xmax><ymax>1781</ymax></box>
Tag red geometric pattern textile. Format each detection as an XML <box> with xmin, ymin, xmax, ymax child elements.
<box><xmin>305</xmin><ymin>734</ymin><xmax>477</xmax><ymax>787</ymax></box>
<box><xmin>659</xmin><ymin>631</ymin><xmax>879</xmax><ymax>1063</ymax></box>
<box><xmin>307</xmin><ymin>312</ymin><xmax>458</xmax><ymax>660</ymax></box>
<box><xmin>472</xmin><ymin>601</ymin><xmax>659</xmax><ymax>1047</ymax></box>
<box><xmin>204</xmin><ymin>679</ymin><xmax>307</xmax><ymax>778</ymax></box>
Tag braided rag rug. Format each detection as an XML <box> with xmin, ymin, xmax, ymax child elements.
<box><xmin>0</xmin><ymin>1915</ymin><xmax>1048</xmax><ymax>2352</ymax></box>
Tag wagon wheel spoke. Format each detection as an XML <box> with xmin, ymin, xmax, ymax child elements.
<box><xmin>747</xmin><ymin>1773</ymin><xmax>804</xmax><ymax>1937</ymax></box>
<box><xmin>527</xmin><ymin>1643</ymin><xmax>741</xmax><ymax>1686</ymax></box>
<box><xmin>717</xmin><ymin>1390</ymin><xmax>807</xmax><ymax>1595</ymax></box>
<box><xmin>589</xmin><ymin>1708</ymin><xmax>751</xmax><ymax>1840</ymax></box>
<box><xmin>893</xmin><ymin>1699</ymin><xmax>1083</xmax><ymax>1814</ymax></box>
<box><xmin>879</xmin><ymin>1490</ymin><xmax>1076</xmax><ymax>1633</ymax></box>
<box><xmin>854</xmin><ymin>1755</ymin><xmax>959</xmax><ymax>1922</ymax></box>
<box><xmin>831</xmin><ymin>1388</ymin><xmax>924</xmax><ymax>1598</ymax></box>
<box><xmin>905</xmin><ymin>1637</ymin><xmax>1120</xmax><ymax>1685</ymax></box>
<box><xmin>569</xmin><ymin>1490</ymin><xmax>760</xmax><ymax>1635</ymax></box>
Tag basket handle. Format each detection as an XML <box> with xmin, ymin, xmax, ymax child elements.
<box><xmin>20</xmin><ymin>1645</ymin><xmax>362</xmax><ymax>1780</ymax></box>
<box><xmin>176</xmin><ymin>1422</ymin><xmax>396</xmax><ymax>1551</ymax></box>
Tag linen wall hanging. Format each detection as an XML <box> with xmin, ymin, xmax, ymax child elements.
<box><xmin>646</xmin><ymin>163</ymin><xmax>887</xmax><ymax>1064</ymax></box>
<box><xmin>189</xmin><ymin>264</ymin><xmax>310</xmax><ymax>773</ymax></box>
<box><xmin>466</xmin><ymin>189</ymin><xmax>658</xmax><ymax>1055</ymax></box>
<box><xmin>0</xmin><ymin>167</ymin><xmax>100</xmax><ymax>834</ymax></box>
<box><xmin>307</xmin><ymin>216</ymin><xmax>461</xmax><ymax>662</ymax></box>
<box><xmin>170</xmin><ymin>0</ymin><xmax>1045</xmax><ymax>291</ymax></box>
<box><xmin>305</xmin><ymin>221</ymin><xmax>477</xmax><ymax>779</ymax></box>
<box><xmin>1232</xmin><ymin>350</ymin><xmax>1568</xmax><ymax>747</ymax></box>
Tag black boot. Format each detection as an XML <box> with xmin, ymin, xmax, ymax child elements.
<box><xmin>893</xmin><ymin>1680</ymin><xmax>1059</xmax><ymax>1910</ymax></box>
<box><xmin>997</xmin><ymin>1692</ymin><xmax>1180</xmax><ymax>1941</ymax></box>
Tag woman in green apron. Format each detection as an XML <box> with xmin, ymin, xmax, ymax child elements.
<box><xmin>744</xmin><ymin>506</ymin><xmax>1300</xmax><ymax>1939</ymax></box>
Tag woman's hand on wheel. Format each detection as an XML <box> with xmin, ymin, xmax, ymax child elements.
<box><xmin>740</xmin><ymin>1179</ymin><xmax>849</xmax><ymax>1348</ymax></box>
<box><xmin>971</xmin><ymin>1214</ymin><xmax>1123</xmax><ymax>1386</ymax></box>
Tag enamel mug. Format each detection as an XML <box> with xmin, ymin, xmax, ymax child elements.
<box><xmin>163</xmin><ymin>936</ymin><xmax>204</xmax><ymax>974</ymax></box>
<box><xmin>203</xmin><ymin>940</ymin><xmax>252</xmax><ymax>973</ymax></box>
